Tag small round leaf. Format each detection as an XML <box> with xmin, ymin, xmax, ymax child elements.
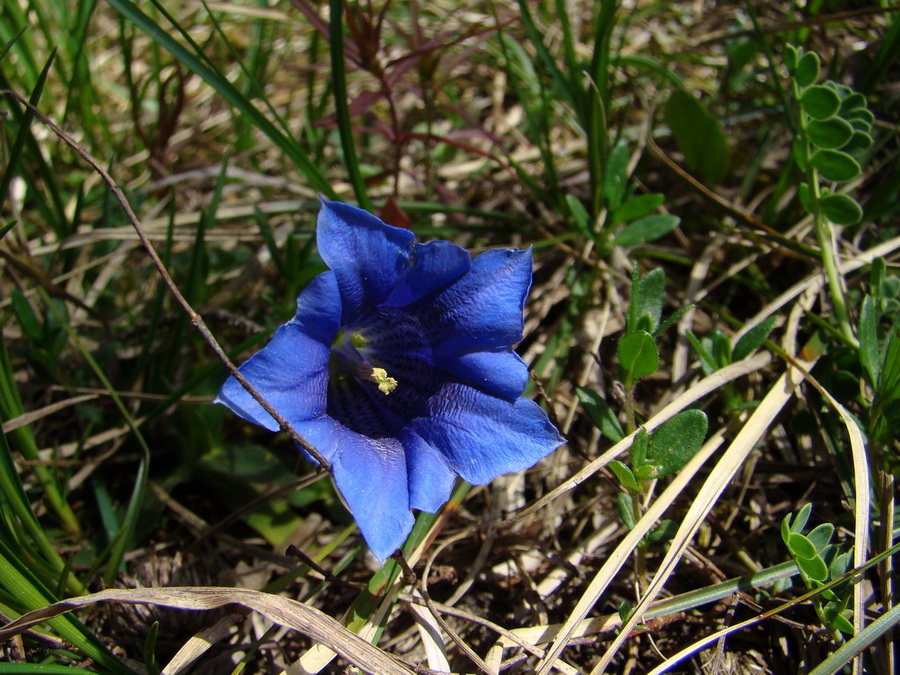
<box><xmin>783</xmin><ymin>44</ymin><xmax>799</xmax><ymax>73</ymax></box>
<box><xmin>845</xmin><ymin>107</ymin><xmax>875</xmax><ymax>129</ymax></box>
<box><xmin>811</xmin><ymin>149</ymin><xmax>861</xmax><ymax>182</ymax></box>
<box><xmin>617</xmin><ymin>330</ymin><xmax>659</xmax><ymax>378</ymax></box>
<box><xmin>829</xmin><ymin>613</ymin><xmax>855</xmax><ymax>635</ymax></box>
<box><xmin>840</xmin><ymin>91</ymin><xmax>867</xmax><ymax>113</ymax></box>
<box><xmin>797</xmin><ymin>554</ymin><xmax>829</xmax><ymax>582</ymax></box>
<box><xmin>806</xmin><ymin>117</ymin><xmax>853</xmax><ymax>149</ymax></box>
<box><xmin>788</xmin><ymin>533</ymin><xmax>818</xmax><ymax>559</ymax></box>
<box><xmin>843</xmin><ymin>130</ymin><xmax>873</xmax><ymax>155</ymax></box>
<box><xmin>801</xmin><ymin>85</ymin><xmax>841</xmax><ymax>120</ymax></box>
<box><xmin>796</xmin><ymin>51</ymin><xmax>820</xmax><ymax>88</ymax></box>
<box><xmin>821</xmin><ymin>194</ymin><xmax>863</xmax><ymax>225</ymax></box>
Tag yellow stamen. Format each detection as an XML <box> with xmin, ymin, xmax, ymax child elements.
<box><xmin>359</xmin><ymin>364</ymin><xmax>398</xmax><ymax>395</ymax></box>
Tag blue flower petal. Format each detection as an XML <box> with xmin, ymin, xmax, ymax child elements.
<box><xmin>330</xmin><ymin>429</ymin><xmax>415</xmax><ymax>562</ymax></box>
<box><xmin>438</xmin><ymin>347</ymin><xmax>529</xmax><ymax>401</ymax></box>
<box><xmin>401</xmin><ymin>429</ymin><xmax>457</xmax><ymax>513</ymax></box>
<box><xmin>292</xmin><ymin>270</ymin><xmax>343</xmax><ymax>343</ymax></box>
<box><xmin>290</xmin><ymin>415</ymin><xmax>347</xmax><ymax>464</ymax></box>
<box><xmin>385</xmin><ymin>240</ymin><xmax>471</xmax><ymax>307</ymax></box>
<box><xmin>214</xmin><ymin>272</ymin><xmax>340</xmax><ymax>432</ymax></box>
<box><xmin>317</xmin><ymin>199</ymin><xmax>415</xmax><ymax>323</ymax></box>
<box><xmin>413</xmin><ymin>381</ymin><xmax>564</xmax><ymax>485</ymax></box>
<box><xmin>419</xmin><ymin>248</ymin><xmax>532</xmax><ymax>354</ymax></box>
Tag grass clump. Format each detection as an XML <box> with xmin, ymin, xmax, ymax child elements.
<box><xmin>1</xmin><ymin>1</ymin><xmax>899</xmax><ymax>673</ymax></box>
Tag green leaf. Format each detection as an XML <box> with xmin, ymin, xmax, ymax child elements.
<box><xmin>646</xmin><ymin>409</ymin><xmax>708</xmax><ymax>478</ymax></box>
<box><xmin>796</xmin><ymin>51</ymin><xmax>820</xmax><ymax>87</ymax></box>
<box><xmin>829</xmin><ymin>550</ymin><xmax>853</xmax><ymax>579</ymax></box>
<box><xmin>576</xmin><ymin>386</ymin><xmax>625</xmax><ymax>442</ymax></box>
<box><xmin>859</xmin><ymin>295</ymin><xmax>880</xmax><ymax>388</ymax></box>
<box><xmin>820</xmin><ymin>193</ymin><xmax>863</xmax><ymax>225</ymax></box>
<box><xmin>796</xmin><ymin>553</ymin><xmax>829</xmax><ymax>582</ymax></box>
<box><xmin>798</xmin><ymin>181</ymin><xmax>811</xmax><ymax>212</ymax></box>
<box><xmin>686</xmin><ymin>331</ymin><xmax>717</xmax><ymax>375</ymax></box>
<box><xmin>800</xmin><ymin>85</ymin><xmax>841</xmax><ymax>120</ymax></box>
<box><xmin>618</xmin><ymin>330</ymin><xmax>659</xmax><ymax>378</ymax></box>
<box><xmin>613</xmin><ymin>214</ymin><xmax>680</xmax><ymax>247</ymax></box>
<box><xmin>712</xmin><ymin>331</ymin><xmax>732</xmax><ymax>369</ymax></box>
<box><xmin>792</xmin><ymin>503</ymin><xmax>813</xmax><ymax>534</ymax></box>
<box><xmin>828</xmin><ymin>612</ymin><xmax>855</xmax><ymax>635</ymax></box>
<box><xmin>617</xmin><ymin>491</ymin><xmax>636</xmax><ymax>529</ymax></box>
<box><xmin>653</xmin><ymin>304</ymin><xmax>691</xmax><ymax>340</ymax></box>
<box><xmin>646</xmin><ymin>519</ymin><xmax>678</xmax><ymax>545</ymax></box>
<box><xmin>840</xmin><ymin>91</ymin><xmax>867</xmax><ymax>113</ymax></box>
<box><xmin>788</xmin><ymin>532</ymin><xmax>818</xmax><ymax>559</ymax></box>
<box><xmin>844</xmin><ymin>107</ymin><xmax>875</xmax><ymax>127</ymax></box>
<box><xmin>810</xmin><ymin>149</ymin><xmax>861</xmax><ymax>182</ymax></box>
<box><xmin>879</xmin><ymin>333</ymin><xmax>900</xmax><ymax>400</ymax></box>
<box><xmin>609</xmin><ymin>460</ymin><xmax>640</xmax><ymax>493</ymax></box>
<box><xmin>631</xmin><ymin>427</ymin><xmax>649</xmax><ymax>468</ymax></box>
<box><xmin>842</xmin><ymin>130</ymin><xmax>872</xmax><ymax>156</ymax></box>
<box><xmin>807</xmin><ymin>117</ymin><xmax>854</xmax><ymax>150</ymax></box>
<box><xmin>611</xmin><ymin>193</ymin><xmax>664</xmax><ymax>227</ymax></box>
<box><xmin>783</xmin><ymin>44</ymin><xmax>799</xmax><ymax>73</ymax></box>
<box><xmin>565</xmin><ymin>194</ymin><xmax>593</xmax><ymax>239</ymax></box>
<box><xmin>807</xmin><ymin>523</ymin><xmax>835</xmax><ymax>553</ymax></box>
<box><xmin>664</xmin><ymin>89</ymin><xmax>730</xmax><ymax>184</ymax></box>
<box><xmin>603</xmin><ymin>141</ymin><xmax>630</xmax><ymax>211</ymax></box>
<box><xmin>634</xmin><ymin>267</ymin><xmax>665</xmax><ymax>333</ymax></box>
<box><xmin>733</xmin><ymin>315</ymin><xmax>777</xmax><ymax>362</ymax></box>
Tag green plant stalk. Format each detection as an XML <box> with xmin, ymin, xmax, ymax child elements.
<box><xmin>791</xmin><ymin>77</ymin><xmax>856</xmax><ymax>347</ymax></box>
<box><xmin>629</xmin><ymin>489</ymin><xmax>647</xmax><ymax>590</ymax></box>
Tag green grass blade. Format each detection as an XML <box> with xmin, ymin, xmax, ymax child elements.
<box><xmin>0</xmin><ymin>52</ymin><xmax>71</xmax><ymax>237</ymax></box>
<box><xmin>105</xmin><ymin>0</ymin><xmax>337</xmax><ymax>197</ymax></box>
<box><xmin>0</xmin><ymin>540</ymin><xmax>131</xmax><ymax>674</ymax></box>
<box><xmin>0</xmin><ymin>425</ymin><xmax>68</xmax><ymax>583</ymax></box>
<box><xmin>329</xmin><ymin>0</ymin><xmax>372</xmax><ymax>211</ymax></box>
<box><xmin>0</xmin><ymin>328</ymin><xmax>81</xmax><ymax>538</ymax></box>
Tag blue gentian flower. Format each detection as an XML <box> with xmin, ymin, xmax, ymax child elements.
<box><xmin>215</xmin><ymin>199</ymin><xmax>564</xmax><ymax>562</ymax></box>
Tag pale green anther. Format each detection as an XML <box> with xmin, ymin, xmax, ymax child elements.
<box><xmin>350</xmin><ymin>331</ymin><xmax>368</xmax><ymax>349</ymax></box>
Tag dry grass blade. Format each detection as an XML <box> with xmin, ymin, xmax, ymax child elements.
<box><xmin>533</xmin><ymin>423</ymin><xmax>728</xmax><ymax>674</ymax></box>
<box><xmin>1</xmin><ymin>394</ymin><xmax>98</xmax><ymax>433</ymax></box>
<box><xmin>589</xmin><ymin>357</ymin><xmax>818</xmax><ymax>673</ymax></box>
<box><xmin>0</xmin><ymin>587</ymin><xmax>415</xmax><ymax>675</ymax></box>
<box><xmin>510</xmin><ymin>351</ymin><xmax>772</xmax><ymax>526</ymax></box>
